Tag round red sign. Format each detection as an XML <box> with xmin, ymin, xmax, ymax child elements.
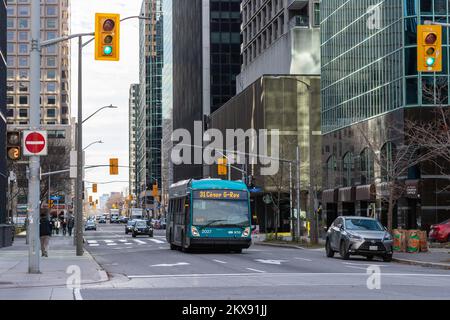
<box><xmin>25</xmin><ymin>132</ymin><xmax>46</xmax><ymax>154</ymax></box>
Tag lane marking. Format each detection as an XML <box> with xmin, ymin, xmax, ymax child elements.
<box><xmin>133</xmin><ymin>239</ymin><xmax>146</xmax><ymax>245</ymax></box>
<box><xmin>124</xmin><ymin>243</ymin><xmax>133</xmax><ymax>245</ymax></box>
<box><xmin>87</xmin><ymin>240</ymin><xmax>97</xmax><ymax>244</ymax></box>
<box><xmin>149</xmin><ymin>238</ymin><xmax>165</xmax><ymax>244</ymax></box>
<box><xmin>107</xmin><ymin>243</ymin><xmax>117</xmax><ymax>246</ymax></box>
<box><xmin>213</xmin><ymin>259</ymin><xmax>227</xmax><ymax>264</ymax></box>
<box><xmin>246</xmin><ymin>268</ymin><xmax>266</xmax><ymax>273</ymax></box>
<box><xmin>88</xmin><ymin>244</ymin><xmax>99</xmax><ymax>247</ymax></box>
<box><xmin>345</xmin><ymin>266</ymin><xmax>368</xmax><ymax>271</ymax></box>
<box><xmin>342</xmin><ymin>262</ymin><xmax>387</xmax><ymax>267</ymax></box>
<box><xmin>255</xmin><ymin>259</ymin><xmax>288</xmax><ymax>265</ymax></box>
<box><xmin>150</xmin><ymin>262</ymin><xmax>190</xmax><ymax>267</ymax></box>
<box><xmin>73</xmin><ymin>288</ymin><xmax>83</xmax><ymax>301</ymax></box>
<box><xmin>104</xmin><ymin>240</ymin><xmax>114</xmax><ymax>243</ymax></box>
<box><xmin>295</xmin><ymin>258</ymin><xmax>313</xmax><ymax>262</ymax></box>
<box><xmin>119</xmin><ymin>240</ymin><xmax>127</xmax><ymax>242</ymax></box>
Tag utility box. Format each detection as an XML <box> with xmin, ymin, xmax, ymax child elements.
<box><xmin>0</xmin><ymin>225</ymin><xmax>14</xmax><ymax>248</ymax></box>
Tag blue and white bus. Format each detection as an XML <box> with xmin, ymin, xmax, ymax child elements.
<box><xmin>166</xmin><ymin>179</ymin><xmax>252</xmax><ymax>253</ymax></box>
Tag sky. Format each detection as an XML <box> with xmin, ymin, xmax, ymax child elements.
<box><xmin>70</xmin><ymin>0</ymin><xmax>143</xmax><ymax>201</ymax></box>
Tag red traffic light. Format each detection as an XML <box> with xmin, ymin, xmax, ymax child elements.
<box><xmin>103</xmin><ymin>19</ymin><xmax>115</xmax><ymax>31</ymax></box>
<box><xmin>425</xmin><ymin>33</ymin><xmax>437</xmax><ymax>45</ymax></box>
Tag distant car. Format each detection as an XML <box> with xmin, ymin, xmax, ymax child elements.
<box><xmin>429</xmin><ymin>219</ymin><xmax>450</xmax><ymax>243</ymax></box>
<box><xmin>98</xmin><ymin>216</ymin><xmax>107</xmax><ymax>224</ymax></box>
<box><xmin>85</xmin><ymin>220</ymin><xmax>97</xmax><ymax>231</ymax></box>
<box><xmin>125</xmin><ymin>220</ymin><xmax>136</xmax><ymax>234</ymax></box>
<box><xmin>96</xmin><ymin>215</ymin><xmax>102</xmax><ymax>221</ymax></box>
<box><xmin>110</xmin><ymin>215</ymin><xmax>120</xmax><ymax>224</ymax></box>
<box><xmin>119</xmin><ymin>216</ymin><xmax>129</xmax><ymax>224</ymax></box>
<box><xmin>325</xmin><ymin>216</ymin><xmax>393</xmax><ymax>262</ymax></box>
<box><xmin>131</xmin><ymin>220</ymin><xmax>153</xmax><ymax>237</ymax></box>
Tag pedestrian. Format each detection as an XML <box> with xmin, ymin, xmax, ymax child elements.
<box><xmin>62</xmin><ymin>219</ymin><xmax>67</xmax><ymax>236</ymax></box>
<box><xmin>39</xmin><ymin>210</ymin><xmax>52</xmax><ymax>257</ymax></box>
<box><xmin>67</xmin><ymin>214</ymin><xmax>75</xmax><ymax>237</ymax></box>
<box><xmin>54</xmin><ymin>218</ymin><xmax>60</xmax><ymax>235</ymax></box>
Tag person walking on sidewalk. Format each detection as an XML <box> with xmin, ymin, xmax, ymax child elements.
<box><xmin>54</xmin><ymin>218</ymin><xmax>60</xmax><ymax>235</ymax></box>
<box><xmin>61</xmin><ymin>218</ymin><xmax>67</xmax><ymax>236</ymax></box>
<box><xmin>67</xmin><ymin>214</ymin><xmax>75</xmax><ymax>237</ymax></box>
<box><xmin>39</xmin><ymin>210</ymin><xmax>52</xmax><ymax>257</ymax></box>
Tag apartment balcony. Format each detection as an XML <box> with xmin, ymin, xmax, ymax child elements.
<box><xmin>287</xmin><ymin>0</ymin><xmax>309</xmax><ymax>10</ymax></box>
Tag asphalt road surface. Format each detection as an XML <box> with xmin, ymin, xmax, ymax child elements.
<box><xmin>80</xmin><ymin>223</ymin><xmax>450</xmax><ymax>300</ymax></box>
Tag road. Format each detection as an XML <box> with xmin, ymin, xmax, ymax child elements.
<box><xmin>80</xmin><ymin>223</ymin><xmax>450</xmax><ymax>300</ymax></box>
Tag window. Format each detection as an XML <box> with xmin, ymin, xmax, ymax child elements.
<box><xmin>326</xmin><ymin>156</ymin><xmax>337</xmax><ymax>188</ymax></box>
<box><xmin>46</xmin><ymin>45</ymin><xmax>56</xmax><ymax>54</ymax></box>
<box><xmin>7</xmin><ymin>83</ymin><xmax>14</xmax><ymax>92</ymax></box>
<box><xmin>18</xmin><ymin>57</ymin><xmax>28</xmax><ymax>67</ymax></box>
<box><xmin>7</xmin><ymin>96</ymin><xmax>14</xmax><ymax>105</ymax></box>
<box><xmin>46</xmin><ymin>6</ymin><xmax>57</xmax><ymax>16</ymax></box>
<box><xmin>7</xmin><ymin>43</ymin><xmax>14</xmax><ymax>54</ymax></box>
<box><xmin>19</xmin><ymin>70</ymin><xmax>28</xmax><ymax>79</ymax></box>
<box><xmin>47</xmin><ymin>70</ymin><xmax>56</xmax><ymax>79</ymax></box>
<box><xmin>19</xmin><ymin>96</ymin><xmax>28</xmax><ymax>105</ymax></box>
<box><xmin>343</xmin><ymin>152</ymin><xmax>354</xmax><ymax>187</ymax></box>
<box><xmin>7</xmin><ymin>31</ymin><xmax>15</xmax><ymax>41</ymax></box>
<box><xmin>46</xmin><ymin>31</ymin><xmax>57</xmax><ymax>40</ymax></box>
<box><xmin>7</xmin><ymin>19</ymin><xmax>14</xmax><ymax>28</ymax></box>
<box><xmin>19</xmin><ymin>109</ymin><xmax>28</xmax><ymax>118</ymax></box>
<box><xmin>47</xmin><ymin>57</ymin><xmax>56</xmax><ymax>67</ymax></box>
<box><xmin>18</xmin><ymin>5</ymin><xmax>30</xmax><ymax>16</ymax></box>
<box><xmin>47</xmin><ymin>82</ymin><xmax>56</xmax><ymax>92</ymax></box>
<box><xmin>18</xmin><ymin>44</ymin><xmax>28</xmax><ymax>54</ymax></box>
<box><xmin>313</xmin><ymin>3</ymin><xmax>320</xmax><ymax>26</ymax></box>
<box><xmin>7</xmin><ymin>70</ymin><xmax>14</xmax><ymax>79</ymax></box>
<box><xmin>61</xmin><ymin>94</ymin><xmax>68</xmax><ymax>103</ymax></box>
<box><xmin>19</xmin><ymin>82</ymin><xmax>28</xmax><ymax>92</ymax></box>
<box><xmin>18</xmin><ymin>31</ymin><xmax>29</xmax><ymax>41</ymax></box>
<box><xmin>381</xmin><ymin>142</ymin><xmax>396</xmax><ymax>183</ymax></box>
<box><xmin>46</xmin><ymin>109</ymin><xmax>56</xmax><ymax>118</ymax></box>
<box><xmin>7</xmin><ymin>56</ymin><xmax>15</xmax><ymax>67</ymax></box>
<box><xmin>47</xmin><ymin>96</ymin><xmax>56</xmax><ymax>105</ymax></box>
<box><xmin>18</xmin><ymin>18</ymin><xmax>28</xmax><ymax>28</ymax></box>
<box><xmin>360</xmin><ymin>148</ymin><xmax>374</xmax><ymax>185</ymax></box>
<box><xmin>46</xmin><ymin>19</ymin><xmax>57</xmax><ymax>29</ymax></box>
<box><xmin>7</xmin><ymin>109</ymin><xmax>14</xmax><ymax>118</ymax></box>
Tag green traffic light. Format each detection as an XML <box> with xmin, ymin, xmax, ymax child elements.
<box><xmin>426</xmin><ymin>57</ymin><xmax>435</xmax><ymax>67</ymax></box>
<box><xmin>103</xmin><ymin>46</ymin><xmax>113</xmax><ymax>55</ymax></box>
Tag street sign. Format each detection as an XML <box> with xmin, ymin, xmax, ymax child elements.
<box><xmin>23</xmin><ymin>131</ymin><xmax>47</xmax><ymax>156</ymax></box>
<box><xmin>50</xmin><ymin>195</ymin><xmax>62</xmax><ymax>201</ymax></box>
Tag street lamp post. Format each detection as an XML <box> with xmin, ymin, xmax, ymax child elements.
<box><xmin>83</xmin><ymin>140</ymin><xmax>104</xmax><ymax>151</ymax></box>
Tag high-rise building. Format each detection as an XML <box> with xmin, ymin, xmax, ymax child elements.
<box><xmin>6</xmin><ymin>0</ymin><xmax>71</xmax><ymax>126</ymax></box>
<box><xmin>172</xmin><ymin>0</ymin><xmax>242</xmax><ymax>182</ymax></box>
<box><xmin>137</xmin><ymin>0</ymin><xmax>163</xmax><ymax>210</ymax></box>
<box><xmin>128</xmin><ymin>84</ymin><xmax>139</xmax><ymax>200</ymax></box>
<box><xmin>237</xmin><ymin>0</ymin><xmax>321</xmax><ymax>92</ymax></box>
<box><xmin>1</xmin><ymin>0</ymin><xmax>8</xmax><ymax>226</ymax></box>
<box><xmin>320</xmin><ymin>1</ymin><xmax>450</xmax><ymax>230</ymax></box>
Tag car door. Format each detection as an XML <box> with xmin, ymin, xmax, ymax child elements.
<box><xmin>330</xmin><ymin>217</ymin><xmax>342</xmax><ymax>250</ymax></box>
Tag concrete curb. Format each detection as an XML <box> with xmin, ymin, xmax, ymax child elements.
<box><xmin>392</xmin><ymin>258</ymin><xmax>450</xmax><ymax>270</ymax></box>
<box><xmin>254</xmin><ymin>241</ymin><xmax>324</xmax><ymax>250</ymax></box>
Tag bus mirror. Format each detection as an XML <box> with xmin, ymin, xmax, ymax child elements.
<box><xmin>251</xmin><ymin>226</ymin><xmax>256</xmax><ymax>231</ymax></box>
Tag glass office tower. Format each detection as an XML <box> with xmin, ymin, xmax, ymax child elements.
<box><xmin>321</xmin><ymin>0</ymin><xmax>450</xmax><ymax>230</ymax></box>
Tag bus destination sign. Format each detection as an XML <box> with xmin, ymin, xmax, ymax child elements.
<box><xmin>193</xmin><ymin>190</ymin><xmax>248</xmax><ymax>200</ymax></box>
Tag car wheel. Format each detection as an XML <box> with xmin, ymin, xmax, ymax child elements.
<box><xmin>325</xmin><ymin>239</ymin><xmax>335</xmax><ymax>258</ymax></box>
<box><xmin>339</xmin><ymin>241</ymin><xmax>350</xmax><ymax>260</ymax></box>
<box><xmin>382</xmin><ymin>254</ymin><xmax>393</xmax><ymax>262</ymax></box>
<box><xmin>234</xmin><ymin>249</ymin><xmax>243</xmax><ymax>254</ymax></box>
<box><xmin>366</xmin><ymin>255</ymin><xmax>374</xmax><ymax>261</ymax></box>
<box><xmin>132</xmin><ymin>233</ymin><xmax>136</xmax><ymax>238</ymax></box>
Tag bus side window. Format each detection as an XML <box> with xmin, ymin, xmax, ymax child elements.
<box><xmin>184</xmin><ymin>197</ymin><xmax>190</xmax><ymax>225</ymax></box>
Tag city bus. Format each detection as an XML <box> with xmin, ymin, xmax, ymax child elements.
<box><xmin>166</xmin><ymin>179</ymin><xmax>252</xmax><ymax>253</ymax></box>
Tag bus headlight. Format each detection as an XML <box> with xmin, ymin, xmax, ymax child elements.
<box><xmin>242</xmin><ymin>227</ymin><xmax>250</xmax><ymax>237</ymax></box>
<box><xmin>191</xmin><ymin>226</ymin><xmax>200</xmax><ymax>237</ymax></box>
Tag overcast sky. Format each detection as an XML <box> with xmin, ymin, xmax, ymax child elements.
<box><xmin>70</xmin><ymin>0</ymin><xmax>142</xmax><ymax>201</ymax></box>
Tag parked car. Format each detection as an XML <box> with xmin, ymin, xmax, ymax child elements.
<box><xmin>85</xmin><ymin>220</ymin><xmax>97</xmax><ymax>231</ymax></box>
<box><xmin>131</xmin><ymin>220</ymin><xmax>153</xmax><ymax>237</ymax></box>
<box><xmin>429</xmin><ymin>219</ymin><xmax>450</xmax><ymax>243</ymax></box>
<box><xmin>325</xmin><ymin>216</ymin><xmax>393</xmax><ymax>262</ymax></box>
<box><xmin>125</xmin><ymin>220</ymin><xmax>136</xmax><ymax>234</ymax></box>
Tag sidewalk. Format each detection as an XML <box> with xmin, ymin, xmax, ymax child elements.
<box><xmin>0</xmin><ymin>235</ymin><xmax>108</xmax><ymax>300</ymax></box>
<box><xmin>392</xmin><ymin>248</ymin><xmax>450</xmax><ymax>270</ymax></box>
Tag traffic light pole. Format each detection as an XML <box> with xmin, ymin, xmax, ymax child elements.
<box><xmin>28</xmin><ymin>0</ymin><xmax>41</xmax><ymax>274</ymax></box>
<box><xmin>76</xmin><ymin>36</ymin><xmax>84</xmax><ymax>256</ymax></box>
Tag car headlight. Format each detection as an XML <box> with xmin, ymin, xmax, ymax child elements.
<box><xmin>384</xmin><ymin>233</ymin><xmax>392</xmax><ymax>241</ymax></box>
<box><xmin>347</xmin><ymin>232</ymin><xmax>364</xmax><ymax>241</ymax></box>
<box><xmin>191</xmin><ymin>226</ymin><xmax>200</xmax><ymax>237</ymax></box>
<box><xmin>242</xmin><ymin>227</ymin><xmax>250</xmax><ymax>237</ymax></box>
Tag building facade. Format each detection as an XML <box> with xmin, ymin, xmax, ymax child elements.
<box><xmin>1</xmin><ymin>0</ymin><xmax>7</xmax><ymax>225</ymax></box>
<box><xmin>172</xmin><ymin>0</ymin><xmax>242</xmax><ymax>182</ymax></box>
<box><xmin>237</xmin><ymin>0</ymin><xmax>321</xmax><ymax>93</ymax></box>
<box><xmin>6</xmin><ymin>0</ymin><xmax>71</xmax><ymax>126</ymax></box>
<box><xmin>321</xmin><ymin>0</ymin><xmax>450</xmax><ymax>231</ymax></box>
<box><xmin>128</xmin><ymin>84</ymin><xmax>139</xmax><ymax>200</ymax></box>
<box><xmin>137</xmin><ymin>0</ymin><xmax>164</xmax><ymax>210</ymax></box>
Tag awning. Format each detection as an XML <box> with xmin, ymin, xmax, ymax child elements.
<box><xmin>339</xmin><ymin>187</ymin><xmax>356</xmax><ymax>202</ymax></box>
<box><xmin>356</xmin><ymin>184</ymin><xmax>376</xmax><ymax>201</ymax></box>
<box><xmin>322</xmin><ymin>189</ymin><xmax>338</xmax><ymax>203</ymax></box>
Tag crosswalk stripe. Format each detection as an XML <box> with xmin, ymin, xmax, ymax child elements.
<box><xmin>107</xmin><ymin>243</ymin><xmax>117</xmax><ymax>246</ymax></box>
<box><xmin>104</xmin><ymin>240</ymin><xmax>114</xmax><ymax>243</ymax></box>
<box><xmin>119</xmin><ymin>240</ymin><xmax>127</xmax><ymax>242</ymax></box>
<box><xmin>87</xmin><ymin>240</ymin><xmax>97</xmax><ymax>244</ymax></box>
<box><xmin>149</xmin><ymin>238</ymin><xmax>165</xmax><ymax>244</ymax></box>
<box><xmin>124</xmin><ymin>243</ymin><xmax>132</xmax><ymax>245</ymax></box>
<box><xmin>89</xmin><ymin>244</ymin><xmax>99</xmax><ymax>247</ymax></box>
<box><xmin>133</xmin><ymin>239</ymin><xmax>146</xmax><ymax>245</ymax></box>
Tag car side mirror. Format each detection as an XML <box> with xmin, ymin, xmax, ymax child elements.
<box><xmin>339</xmin><ymin>224</ymin><xmax>344</xmax><ymax>230</ymax></box>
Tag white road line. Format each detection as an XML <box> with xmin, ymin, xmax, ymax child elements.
<box><xmin>149</xmin><ymin>238</ymin><xmax>165</xmax><ymax>244</ymax></box>
<box><xmin>87</xmin><ymin>240</ymin><xmax>97</xmax><ymax>244</ymax></box>
<box><xmin>73</xmin><ymin>288</ymin><xmax>83</xmax><ymax>301</ymax></box>
<box><xmin>88</xmin><ymin>244</ymin><xmax>99</xmax><ymax>247</ymax></box>
<box><xmin>125</xmin><ymin>247</ymin><xmax>133</xmax><ymax>249</ymax></box>
<box><xmin>345</xmin><ymin>266</ymin><xmax>369</xmax><ymax>270</ymax></box>
<box><xmin>133</xmin><ymin>239</ymin><xmax>146</xmax><ymax>245</ymax></box>
<box><xmin>342</xmin><ymin>262</ymin><xmax>386</xmax><ymax>267</ymax></box>
<box><xmin>107</xmin><ymin>243</ymin><xmax>117</xmax><ymax>246</ymax></box>
<box><xmin>213</xmin><ymin>259</ymin><xmax>227</xmax><ymax>264</ymax></box>
<box><xmin>124</xmin><ymin>243</ymin><xmax>132</xmax><ymax>245</ymax></box>
<box><xmin>118</xmin><ymin>240</ymin><xmax>127</xmax><ymax>242</ymax></box>
<box><xmin>246</xmin><ymin>268</ymin><xmax>266</xmax><ymax>273</ymax></box>
<box><xmin>104</xmin><ymin>240</ymin><xmax>114</xmax><ymax>243</ymax></box>
<box><xmin>295</xmin><ymin>257</ymin><xmax>313</xmax><ymax>262</ymax></box>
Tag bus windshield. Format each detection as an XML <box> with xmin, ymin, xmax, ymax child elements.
<box><xmin>192</xmin><ymin>199</ymin><xmax>250</xmax><ymax>228</ymax></box>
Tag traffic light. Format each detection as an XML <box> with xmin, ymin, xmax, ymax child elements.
<box><xmin>92</xmin><ymin>183</ymin><xmax>98</xmax><ymax>193</ymax></box>
<box><xmin>48</xmin><ymin>200</ymin><xmax>54</xmax><ymax>208</ymax></box>
<box><xmin>109</xmin><ymin>158</ymin><xmax>119</xmax><ymax>175</ymax></box>
<box><xmin>95</xmin><ymin>13</ymin><xmax>120</xmax><ymax>61</ymax></box>
<box><xmin>152</xmin><ymin>182</ymin><xmax>158</xmax><ymax>198</ymax></box>
<box><xmin>217</xmin><ymin>157</ymin><xmax>227</xmax><ymax>176</ymax></box>
<box><xmin>7</xmin><ymin>131</ymin><xmax>21</xmax><ymax>161</ymax></box>
<box><xmin>418</xmin><ymin>25</ymin><xmax>442</xmax><ymax>72</ymax></box>
<box><xmin>89</xmin><ymin>196</ymin><xmax>93</xmax><ymax>203</ymax></box>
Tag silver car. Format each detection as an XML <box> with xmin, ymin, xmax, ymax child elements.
<box><xmin>325</xmin><ymin>216</ymin><xmax>393</xmax><ymax>262</ymax></box>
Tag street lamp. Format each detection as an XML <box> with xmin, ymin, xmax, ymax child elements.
<box><xmin>83</xmin><ymin>105</ymin><xmax>118</xmax><ymax>124</ymax></box>
<box><xmin>83</xmin><ymin>140</ymin><xmax>104</xmax><ymax>151</ymax></box>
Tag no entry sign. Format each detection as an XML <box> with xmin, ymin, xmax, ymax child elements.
<box><xmin>23</xmin><ymin>131</ymin><xmax>48</xmax><ymax>156</ymax></box>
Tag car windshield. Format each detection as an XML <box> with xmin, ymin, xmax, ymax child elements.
<box><xmin>345</xmin><ymin>218</ymin><xmax>384</xmax><ymax>231</ymax></box>
<box><xmin>136</xmin><ymin>222</ymin><xmax>147</xmax><ymax>228</ymax></box>
<box><xmin>192</xmin><ymin>199</ymin><xmax>250</xmax><ymax>227</ymax></box>
<box><xmin>127</xmin><ymin>221</ymin><xmax>135</xmax><ymax>226</ymax></box>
